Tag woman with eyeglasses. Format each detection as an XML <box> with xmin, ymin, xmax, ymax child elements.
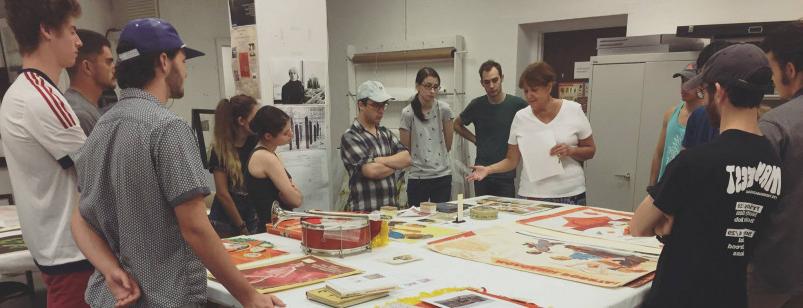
<box><xmin>399</xmin><ymin>67</ymin><xmax>455</xmax><ymax>207</ymax></box>
<box><xmin>247</xmin><ymin>105</ymin><xmax>303</xmax><ymax>232</ymax></box>
<box><xmin>468</xmin><ymin>62</ymin><xmax>596</xmax><ymax>205</ymax></box>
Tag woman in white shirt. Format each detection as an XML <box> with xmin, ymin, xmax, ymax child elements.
<box><xmin>468</xmin><ymin>62</ymin><xmax>596</xmax><ymax>205</ymax></box>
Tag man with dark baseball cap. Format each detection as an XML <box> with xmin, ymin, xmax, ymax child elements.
<box><xmin>631</xmin><ymin>43</ymin><xmax>782</xmax><ymax>308</ymax></box>
<box><xmin>71</xmin><ymin>18</ymin><xmax>285</xmax><ymax>307</ymax></box>
<box><xmin>649</xmin><ymin>62</ymin><xmax>704</xmax><ymax>186</ymax></box>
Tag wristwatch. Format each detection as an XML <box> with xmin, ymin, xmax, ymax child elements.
<box><xmin>368</xmin><ymin>157</ymin><xmax>376</xmax><ymax>164</ymax></box>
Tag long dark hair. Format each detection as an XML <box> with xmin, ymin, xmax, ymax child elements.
<box><xmin>250</xmin><ymin>105</ymin><xmax>290</xmax><ymax>141</ymax></box>
<box><xmin>411</xmin><ymin>67</ymin><xmax>440</xmax><ymax>121</ymax></box>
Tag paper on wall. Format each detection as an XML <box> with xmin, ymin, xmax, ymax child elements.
<box><xmin>518</xmin><ymin>130</ymin><xmax>563</xmax><ymax>181</ymax></box>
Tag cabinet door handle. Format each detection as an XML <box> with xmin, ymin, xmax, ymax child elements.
<box><xmin>614</xmin><ymin>172</ymin><xmax>631</xmax><ymax>180</ymax></box>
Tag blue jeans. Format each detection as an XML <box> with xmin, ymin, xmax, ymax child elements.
<box><xmin>407</xmin><ymin>175</ymin><xmax>452</xmax><ymax>207</ymax></box>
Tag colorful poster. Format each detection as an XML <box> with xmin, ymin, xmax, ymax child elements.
<box><xmin>465</xmin><ymin>196</ymin><xmax>563</xmax><ymax>215</ymax></box>
<box><xmin>389</xmin><ymin>221</ymin><xmax>462</xmax><ymax>243</ymax></box>
<box><xmin>517</xmin><ymin>207</ymin><xmax>662</xmax><ymax>250</ymax></box>
<box><xmin>230</xmin><ymin>25</ymin><xmax>260</xmax><ymax>99</ymax></box>
<box><xmin>427</xmin><ymin>225</ymin><xmax>657</xmax><ymax>288</ymax></box>
<box><xmin>267</xmin><ymin>217</ymin><xmax>303</xmax><ymax>240</ymax></box>
<box><xmin>221</xmin><ymin>237</ymin><xmax>287</xmax><ymax>265</ymax></box>
<box><xmin>0</xmin><ymin>234</ymin><xmax>26</xmax><ymax>254</ymax></box>
<box><xmin>216</xmin><ymin>255</ymin><xmax>361</xmax><ymax>293</ymax></box>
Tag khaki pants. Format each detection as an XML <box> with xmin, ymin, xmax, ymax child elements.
<box><xmin>748</xmin><ymin>266</ymin><xmax>803</xmax><ymax>308</ymax></box>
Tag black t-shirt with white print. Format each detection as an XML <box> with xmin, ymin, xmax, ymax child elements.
<box><xmin>642</xmin><ymin>129</ymin><xmax>781</xmax><ymax>308</ymax></box>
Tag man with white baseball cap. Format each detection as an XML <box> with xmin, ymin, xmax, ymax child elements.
<box><xmin>340</xmin><ymin>80</ymin><xmax>411</xmax><ymax>211</ymax></box>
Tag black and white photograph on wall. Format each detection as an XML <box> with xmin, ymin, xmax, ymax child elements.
<box><xmin>275</xmin><ymin>105</ymin><xmax>327</xmax><ymax>152</ymax></box>
<box><xmin>231</xmin><ymin>26</ymin><xmax>261</xmax><ymax>99</ymax></box>
<box><xmin>271</xmin><ymin>59</ymin><xmax>303</xmax><ymax>104</ymax></box>
<box><xmin>228</xmin><ymin>0</ymin><xmax>256</xmax><ymax>27</ymax></box>
<box><xmin>301</xmin><ymin>60</ymin><xmax>326</xmax><ymax>104</ymax></box>
<box><xmin>272</xmin><ymin>59</ymin><xmax>327</xmax><ymax>104</ymax></box>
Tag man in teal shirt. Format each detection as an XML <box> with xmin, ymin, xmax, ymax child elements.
<box><xmin>454</xmin><ymin>60</ymin><xmax>527</xmax><ymax>197</ymax></box>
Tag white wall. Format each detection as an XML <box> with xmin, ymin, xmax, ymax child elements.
<box><xmin>157</xmin><ymin>0</ymin><xmax>231</xmax><ymax>121</ymax></box>
<box><xmin>327</xmin><ymin>0</ymin><xmax>803</xmax><ymax>197</ymax></box>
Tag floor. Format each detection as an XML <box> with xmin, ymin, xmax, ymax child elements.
<box><xmin>0</xmin><ymin>271</ymin><xmax>46</xmax><ymax>308</ymax></box>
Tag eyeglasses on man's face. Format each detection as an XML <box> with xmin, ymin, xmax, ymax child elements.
<box><xmin>366</xmin><ymin>101</ymin><xmax>389</xmax><ymax>109</ymax></box>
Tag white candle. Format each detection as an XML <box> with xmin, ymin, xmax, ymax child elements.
<box><xmin>457</xmin><ymin>194</ymin><xmax>464</xmax><ymax>221</ymax></box>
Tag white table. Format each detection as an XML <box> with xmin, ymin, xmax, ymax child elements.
<box><xmin>207</xmin><ymin>202</ymin><xmax>651</xmax><ymax>308</ymax></box>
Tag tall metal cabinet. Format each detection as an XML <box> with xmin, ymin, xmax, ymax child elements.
<box><xmin>585</xmin><ymin>51</ymin><xmax>698</xmax><ymax>212</ymax></box>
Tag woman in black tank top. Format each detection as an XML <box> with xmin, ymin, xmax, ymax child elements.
<box><xmin>247</xmin><ymin>105</ymin><xmax>303</xmax><ymax>232</ymax></box>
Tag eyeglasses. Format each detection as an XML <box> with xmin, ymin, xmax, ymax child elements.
<box><xmin>421</xmin><ymin>83</ymin><xmax>440</xmax><ymax>91</ymax></box>
<box><xmin>367</xmin><ymin>101</ymin><xmax>389</xmax><ymax>109</ymax></box>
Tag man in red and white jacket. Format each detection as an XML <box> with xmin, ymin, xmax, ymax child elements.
<box><xmin>0</xmin><ymin>1</ymin><xmax>92</xmax><ymax>307</ymax></box>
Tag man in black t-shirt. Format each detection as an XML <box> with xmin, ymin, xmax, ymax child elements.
<box><xmin>630</xmin><ymin>44</ymin><xmax>782</xmax><ymax>308</ymax></box>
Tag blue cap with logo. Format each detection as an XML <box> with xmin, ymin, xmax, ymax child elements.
<box><xmin>117</xmin><ymin>18</ymin><xmax>205</xmax><ymax>62</ymax></box>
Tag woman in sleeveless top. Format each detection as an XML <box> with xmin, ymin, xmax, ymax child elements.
<box><xmin>208</xmin><ymin>95</ymin><xmax>259</xmax><ymax>237</ymax></box>
<box><xmin>247</xmin><ymin>105</ymin><xmax>303</xmax><ymax>232</ymax></box>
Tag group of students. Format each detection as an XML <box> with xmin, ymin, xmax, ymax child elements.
<box><xmin>1</xmin><ymin>1</ymin><xmax>801</xmax><ymax>308</ymax></box>
<box><xmin>340</xmin><ymin>60</ymin><xmax>597</xmax><ymax>212</ymax></box>
<box><xmin>628</xmin><ymin>22</ymin><xmax>803</xmax><ymax>308</ymax></box>
<box><xmin>0</xmin><ymin>1</ymin><xmax>286</xmax><ymax>307</ymax></box>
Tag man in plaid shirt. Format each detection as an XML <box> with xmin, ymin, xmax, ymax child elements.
<box><xmin>341</xmin><ymin>81</ymin><xmax>411</xmax><ymax>211</ymax></box>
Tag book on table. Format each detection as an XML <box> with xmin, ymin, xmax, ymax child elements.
<box><xmin>325</xmin><ymin>272</ymin><xmax>398</xmax><ymax>297</ymax></box>
<box><xmin>306</xmin><ymin>287</ymin><xmax>389</xmax><ymax>308</ymax></box>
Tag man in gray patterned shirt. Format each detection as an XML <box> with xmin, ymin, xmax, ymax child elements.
<box><xmin>70</xmin><ymin>18</ymin><xmax>285</xmax><ymax>308</ymax></box>
<box><xmin>341</xmin><ymin>81</ymin><xmax>411</xmax><ymax>211</ymax></box>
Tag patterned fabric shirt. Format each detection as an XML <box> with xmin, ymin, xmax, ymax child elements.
<box><xmin>340</xmin><ymin>119</ymin><xmax>407</xmax><ymax>211</ymax></box>
<box><xmin>76</xmin><ymin>88</ymin><xmax>210</xmax><ymax>307</ymax></box>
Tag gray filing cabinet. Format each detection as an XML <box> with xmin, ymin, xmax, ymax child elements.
<box><xmin>585</xmin><ymin>51</ymin><xmax>698</xmax><ymax>212</ymax></box>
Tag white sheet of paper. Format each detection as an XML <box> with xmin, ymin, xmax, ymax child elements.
<box><xmin>518</xmin><ymin>130</ymin><xmax>564</xmax><ymax>181</ymax></box>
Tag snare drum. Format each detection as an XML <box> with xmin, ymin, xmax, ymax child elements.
<box><xmin>300</xmin><ymin>217</ymin><xmax>371</xmax><ymax>257</ymax></box>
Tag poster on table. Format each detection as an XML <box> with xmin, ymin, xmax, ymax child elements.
<box><xmin>427</xmin><ymin>225</ymin><xmax>657</xmax><ymax>288</ymax></box>
<box><xmin>274</xmin><ymin>105</ymin><xmax>327</xmax><ymax>152</ymax></box>
<box><xmin>388</xmin><ymin>221</ymin><xmax>462</xmax><ymax>244</ymax></box>
<box><xmin>271</xmin><ymin>59</ymin><xmax>327</xmax><ymax>104</ymax></box>
<box><xmin>221</xmin><ymin>236</ymin><xmax>287</xmax><ymax>266</ymax></box>
<box><xmin>461</xmin><ymin>196</ymin><xmax>563</xmax><ymax>215</ymax></box>
<box><xmin>517</xmin><ymin>206</ymin><xmax>663</xmax><ymax>252</ymax></box>
<box><xmin>230</xmin><ymin>25</ymin><xmax>261</xmax><ymax>99</ymax></box>
<box><xmin>277</xmin><ymin>149</ymin><xmax>330</xmax><ymax>210</ymax></box>
<box><xmin>211</xmin><ymin>255</ymin><xmax>361</xmax><ymax>293</ymax></box>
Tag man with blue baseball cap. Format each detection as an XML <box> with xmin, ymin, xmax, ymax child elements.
<box><xmin>71</xmin><ymin>18</ymin><xmax>285</xmax><ymax>307</ymax></box>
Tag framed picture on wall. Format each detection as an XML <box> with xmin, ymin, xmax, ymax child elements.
<box><xmin>191</xmin><ymin>109</ymin><xmax>216</xmax><ymax>169</ymax></box>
